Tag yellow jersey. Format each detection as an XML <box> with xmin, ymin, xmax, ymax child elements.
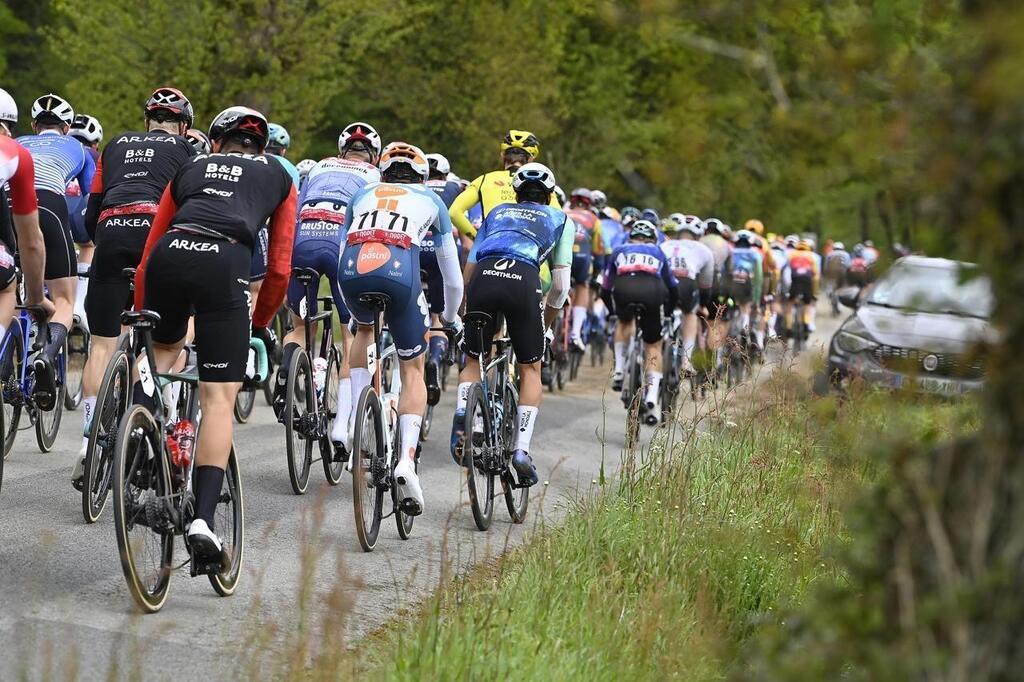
<box><xmin>449</xmin><ymin>169</ymin><xmax>560</xmax><ymax>238</ymax></box>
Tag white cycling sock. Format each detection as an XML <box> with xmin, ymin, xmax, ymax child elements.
<box><xmin>81</xmin><ymin>395</ymin><xmax>96</xmax><ymax>437</ymax></box>
<box><xmin>515</xmin><ymin>405</ymin><xmax>538</xmax><ymax>453</ymax></box>
<box><xmin>571</xmin><ymin>306</ymin><xmax>587</xmax><ymax>340</ymax></box>
<box><xmin>399</xmin><ymin>413</ymin><xmax>421</xmax><ymax>462</ymax></box>
<box><xmin>350</xmin><ymin>368</ymin><xmax>371</xmax><ymax>409</ymax></box>
<box><xmin>767</xmin><ymin>313</ymin><xmax>778</xmax><ymax>337</ymax></box>
<box><xmin>331</xmin><ymin>377</ymin><xmax>352</xmax><ymax>443</ymax></box>
<box><xmin>683</xmin><ymin>340</ymin><xmax>696</xmax><ymax>361</ymax></box>
<box><xmin>456</xmin><ymin>381</ymin><xmax>472</xmax><ymax>413</ymax></box>
<box><xmin>645</xmin><ymin>370</ymin><xmax>663</xmax><ymax>406</ymax></box>
<box><xmin>614</xmin><ymin>342</ymin><xmax>626</xmax><ymax>374</ymax></box>
<box><xmin>754</xmin><ymin>330</ymin><xmax>765</xmax><ymax>348</ymax></box>
<box><xmin>741</xmin><ymin>312</ymin><xmax>751</xmax><ymax>332</ymax></box>
<box><xmin>75</xmin><ymin>263</ymin><xmax>90</xmax><ymax>331</ymax></box>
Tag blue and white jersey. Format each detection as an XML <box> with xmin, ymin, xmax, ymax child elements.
<box><xmin>468</xmin><ymin>202</ymin><xmax>574</xmax><ymax>270</ymax></box>
<box><xmin>299</xmin><ymin>157</ymin><xmax>380</xmax><ymax>208</ymax></box>
<box><xmin>343</xmin><ymin>181</ymin><xmax>453</xmax><ymax>251</ymax></box>
<box><xmin>269</xmin><ymin>153</ymin><xmax>301</xmax><ymax>187</ymax></box>
<box><xmin>425</xmin><ymin>179</ymin><xmax>462</xmax><ymax>208</ymax></box>
<box><xmin>603</xmin><ymin>242</ymin><xmax>678</xmax><ymax>290</ymax></box>
<box><xmin>17</xmin><ymin>130</ymin><xmax>95</xmax><ymax>196</ymax></box>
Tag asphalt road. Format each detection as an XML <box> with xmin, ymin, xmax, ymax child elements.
<box><xmin>0</xmin><ymin>311</ymin><xmax>839</xmax><ymax>681</ymax></box>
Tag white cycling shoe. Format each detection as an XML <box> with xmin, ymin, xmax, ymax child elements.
<box><xmin>393</xmin><ymin>458</ymin><xmax>424</xmax><ymax>517</ymax></box>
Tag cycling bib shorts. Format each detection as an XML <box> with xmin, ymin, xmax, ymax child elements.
<box><xmin>86</xmin><ymin>205</ymin><xmax>157</xmax><ymax>337</ymax></box>
<box><xmin>37</xmin><ymin>189</ymin><xmax>77</xmax><ymax>280</ymax></box>
<box><xmin>613</xmin><ymin>274</ymin><xmax>666</xmax><ymax>345</ymax></box>
<box><xmin>464</xmin><ymin>257</ymin><xmax>545</xmax><ymax>364</ymax></box>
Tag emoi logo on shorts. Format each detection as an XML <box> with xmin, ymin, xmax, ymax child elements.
<box><xmin>356</xmin><ymin>242</ymin><xmax>391</xmax><ymax>274</ymax></box>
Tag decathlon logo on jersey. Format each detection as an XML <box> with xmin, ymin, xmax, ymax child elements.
<box><xmin>169</xmin><ymin>238</ymin><xmax>220</xmax><ymax>253</ymax></box>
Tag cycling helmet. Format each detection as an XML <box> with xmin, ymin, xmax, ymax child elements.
<box><xmin>667</xmin><ymin>212</ymin><xmax>686</xmax><ymax>225</ymax></box>
<box><xmin>70</xmin><ymin>114</ymin><xmax>103</xmax><ymax>145</ymax></box>
<box><xmin>379</xmin><ymin>141</ymin><xmax>428</xmax><ymax>181</ymax></box>
<box><xmin>338</xmin><ymin>121</ymin><xmax>381</xmax><ymax>159</ymax></box>
<box><xmin>185</xmin><ymin>128</ymin><xmax>212</xmax><ymax>155</ymax></box>
<box><xmin>0</xmin><ymin>88</ymin><xmax>17</xmax><ymax>129</ymax></box>
<box><xmin>553</xmin><ymin>185</ymin><xmax>567</xmax><ymax>207</ymax></box>
<box><xmin>209</xmin><ymin>106</ymin><xmax>270</xmax><ymax>151</ymax></box>
<box><xmin>660</xmin><ymin>217</ymin><xmax>681</xmax><ymax>234</ymax></box>
<box><xmin>629</xmin><ymin>219</ymin><xmax>658</xmax><ymax>242</ymax></box>
<box><xmin>735</xmin><ymin>229</ymin><xmax>754</xmax><ymax>245</ymax></box>
<box><xmin>621</xmin><ymin>206</ymin><xmax>641</xmax><ymax>225</ymax></box>
<box><xmin>744</xmin><ymin>218</ymin><xmax>765</xmax><ymax>235</ymax></box>
<box><xmin>500</xmin><ymin>129</ymin><xmax>540</xmax><ymax>158</ymax></box>
<box><xmin>853</xmin><ymin>243</ymin><xmax>865</xmax><ymax>256</ymax></box>
<box><xmin>680</xmin><ymin>215</ymin><xmax>704</xmax><ymax>237</ymax></box>
<box><xmin>426</xmin><ymin>153</ymin><xmax>450</xmax><ymax>176</ymax></box>
<box><xmin>296</xmin><ymin>158</ymin><xmax>316</xmax><ymax>178</ymax></box>
<box><xmin>641</xmin><ymin>208</ymin><xmax>660</xmax><ymax>224</ymax></box>
<box><xmin>31</xmin><ymin>93</ymin><xmax>75</xmax><ymax>126</ymax></box>
<box><xmin>704</xmin><ymin>218</ymin><xmax>724</xmax><ymax>235</ymax></box>
<box><xmin>145</xmin><ymin>87</ymin><xmax>193</xmax><ymax>127</ymax></box>
<box><xmin>267</xmin><ymin>123</ymin><xmax>290</xmax><ymax>150</ymax></box>
<box><xmin>720</xmin><ymin>224</ymin><xmax>734</xmax><ymax>241</ymax></box>
<box><xmin>569</xmin><ymin>187</ymin><xmax>593</xmax><ymax>207</ymax></box>
<box><xmin>512</xmin><ymin>162</ymin><xmax>556</xmax><ymax>192</ymax></box>
<box><xmin>797</xmin><ymin>239</ymin><xmax>813</xmax><ymax>251</ymax></box>
<box><xmin>784</xmin><ymin>234</ymin><xmax>799</xmax><ymax>248</ymax></box>
<box><xmin>591</xmin><ymin>189</ymin><xmax>608</xmax><ymax>210</ymax></box>
<box><xmin>833</xmin><ymin>241</ymin><xmax>846</xmax><ymax>251</ymax></box>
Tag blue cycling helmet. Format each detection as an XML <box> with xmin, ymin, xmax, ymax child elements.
<box><xmin>267</xmin><ymin>122</ymin><xmax>290</xmax><ymax>150</ymax></box>
<box><xmin>641</xmin><ymin>208</ymin><xmax>660</xmax><ymax>224</ymax></box>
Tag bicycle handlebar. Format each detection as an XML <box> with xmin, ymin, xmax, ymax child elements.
<box><xmin>249</xmin><ymin>337</ymin><xmax>270</xmax><ymax>383</ymax></box>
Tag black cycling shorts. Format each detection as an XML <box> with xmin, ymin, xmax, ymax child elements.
<box><xmin>464</xmin><ymin>258</ymin><xmax>545</xmax><ymax>364</ymax></box>
<box><xmin>144</xmin><ymin>231</ymin><xmax>251</xmax><ymax>382</ymax></box>
<box><xmin>729</xmin><ymin>278</ymin><xmax>754</xmax><ymax>305</ymax></box>
<box><xmin>613</xmin><ymin>274</ymin><xmax>666</xmax><ymax>345</ymax></box>
<box><xmin>37</xmin><ymin>189</ymin><xmax>77</xmax><ymax>280</ymax></box>
<box><xmin>789</xmin><ymin>274</ymin><xmax>815</xmax><ymax>304</ymax></box>
<box><xmin>85</xmin><ymin>211</ymin><xmax>154</xmax><ymax>338</ymax></box>
<box><xmin>570</xmin><ymin>253</ymin><xmax>592</xmax><ymax>287</ymax></box>
<box><xmin>675</xmin><ymin>279</ymin><xmax>699</xmax><ymax>314</ymax></box>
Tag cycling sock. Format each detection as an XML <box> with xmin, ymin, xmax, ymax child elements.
<box><xmin>332</xmin><ymin>377</ymin><xmax>352</xmax><ymax>442</ymax></box>
<box><xmin>194</xmin><ymin>465</ymin><xmax>225</xmax><ymax>529</ymax></box>
<box><xmin>515</xmin><ymin>405</ymin><xmax>538</xmax><ymax>452</ymax></box>
<box><xmin>645</xmin><ymin>371</ymin><xmax>663</xmax><ymax>404</ymax></box>
<box><xmin>767</xmin><ymin>313</ymin><xmax>778</xmax><ymax>337</ymax></box>
<box><xmin>398</xmin><ymin>413</ymin><xmax>422</xmax><ymax>462</ymax></box>
<box><xmin>43</xmin><ymin>322</ymin><xmax>68</xmax><ymax>362</ymax></box>
<box><xmin>428</xmin><ymin>335</ymin><xmax>447</xmax><ymax>363</ymax></box>
<box><xmin>350</xmin><ymin>367</ymin><xmax>371</xmax><ymax>407</ymax></box>
<box><xmin>683</xmin><ymin>340</ymin><xmax>696</xmax><ymax>360</ymax></box>
<box><xmin>81</xmin><ymin>395</ymin><xmax>96</xmax><ymax>437</ymax></box>
<box><xmin>741</xmin><ymin>313</ymin><xmax>751</xmax><ymax>332</ymax></box>
<box><xmin>613</xmin><ymin>342</ymin><xmax>626</xmax><ymax>373</ymax></box>
<box><xmin>754</xmin><ymin>330</ymin><xmax>765</xmax><ymax>348</ymax></box>
<box><xmin>456</xmin><ymin>382</ymin><xmax>472</xmax><ymax>412</ymax></box>
<box><xmin>571</xmin><ymin>306</ymin><xmax>587</xmax><ymax>339</ymax></box>
<box><xmin>75</xmin><ymin>263</ymin><xmax>90</xmax><ymax>331</ymax></box>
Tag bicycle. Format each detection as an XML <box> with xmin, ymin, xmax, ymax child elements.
<box><xmin>262</xmin><ymin>306</ymin><xmax>292</xmax><ymax>407</ymax></box>
<box><xmin>620</xmin><ymin>303</ymin><xmax>655</xmax><ymax>446</ymax></box>
<box><xmin>111</xmin><ymin>309</ymin><xmax>244</xmax><ymax>613</ymax></box>
<box><xmin>659</xmin><ymin>311</ymin><xmax>684</xmax><ymax>422</ymax></box>
<box><xmin>0</xmin><ymin>305</ymin><xmax>66</xmax><ymax>455</ymax></box>
<box><xmin>543</xmin><ymin>306</ymin><xmax>568</xmax><ymax>392</ymax></box>
<box><xmin>281</xmin><ymin>266</ymin><xmax>346</xmax><ymax>495</ymax></box>
<box><xmin>791</xmin><ymin>299</ymin><xmax>807</xmax><ymax>354</ymax></box>
<box><xmin>64</xmin><ymin>316</ymin><xmax>89</xmax><ymax>410</ymax></box>
<box><xmin>459</xmin><ymin>311</ymin><xmax>529</xmax><ymax>531</ymax></box>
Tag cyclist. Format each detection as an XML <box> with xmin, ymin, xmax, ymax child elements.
<box><xmin>266</xmin><ymin>122</ymin><xmax>300</xmax><ymax>186</ymax></box>
<box><xmin>847</xmin><ymin>243</ymin><xmax>871</xmax><ymax>287</ymax></box>
<box><xmin>660</xmin><ymin>215</ymin><xmax>713</xmax><ymax>375</ymax></box>
<box><xmin>275</xmin><ymin>121</ymin><xmax>382</xmax><ymax>452</ymax></box>
<box><xmin>594</xmin><ymin>189</ymin><xmax>623</xmax><ymax>252</ymax></box>
<box><xmin>17</xmin><ymin>93</ymin><xmax>96</xmax><ymax>408</ymax></box>
<box><xmin>450</xmin><ymin>162</ymin><xmax>573</xmax><ymax>486</ymax></box>
<box><xmin>0</xmin><ymin>89</ymin><xmax>54</xmax><ymax>347</ymax></box>
<box><xmin>725</xmin><ymin>230</ymin><xmax>764</xmax><ymax>350</ymax></box>
<box><xmin>133</xmin><ymin>105</ymin><xmax>297</xmax><ymax>562</ymax></box>
<box><xmin>74</xmin><ymin>86</ymin><xmax>196</xmax><ymax>485</ymax></box>
<box><xmin>68</xmin><ymin>114</ymin><xmax>103</xmax><ymax>329</ymax></box>
<box><xmin>699</xmin><ymin>218</ymin><xmax>734</xmax><ymax>368</ymax></box>
<box><xmin>565</xmin><ymin>187</ymin><xmax>604</xmax><ymax>351</ymax></box>
<box><xmin>785</xmin><ymin>239</ymin><xmax>819</xmax><ymax>342</ymax></box>
<box><xmin>185</xmin><ymin>128</ymin><xmax>212</xmax><ymax>155</ymax></box>
<box><xmin>602</xmin><ymin>219</ymin><xmax>677</xmax><ymax>411</ymax></box>
<box><xmin>823</xmin><ymin>240</ymin><xmax>851</xmax><ymax>292</ymax></box>
<box><xmin>339</xmin><ymin>142</ymin><xmax>463</xmax><ymax>515</ymax></box>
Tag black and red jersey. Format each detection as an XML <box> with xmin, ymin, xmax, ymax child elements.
<box><xmin>135</xmin><ymin>151</ymin><xmax>298</xmax><ymax>328</ymax></box>
<box><xmin>90</xmin><ymin>131</ymin><xmax>195</xmax><ymax>211</ymax></box>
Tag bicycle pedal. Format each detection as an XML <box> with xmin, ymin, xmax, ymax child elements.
<box><xmin>397</xmin><ymin>497</ymin><xmax>422</xmax><ymax>517</ymax></box>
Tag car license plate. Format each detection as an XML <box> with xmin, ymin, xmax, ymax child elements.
<box><xmin>917</xmin><ymin>376</ymin><xmax>965</xmax><ymax>395</ymax></box>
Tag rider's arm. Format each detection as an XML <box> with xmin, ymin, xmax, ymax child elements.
<box><xmin>449</xmin><ymin>176</ymin><xmax>482</xmax><ymax>239</ymax></box>
<box><xmin>75</xmin><ymin>144</ymin><xmax>96</xmax><ymax>202</ymax></box>
<box><xmin>7</xmin><ymin>148</ymin><xmax>46</xmax><ymax>306</ymax></box>
<box><xmin>430</xmin><ymin>193</ymin><xmax>464</xmax><ymax>323</ymax></box>
<box><xmin>753</xmin><ymin>253</ymin><xmax>764</xmax><ymax>301</ymax></box>
<box><xmin>252</xmin><ymin>184</ymin><xmax>298</xmax><ymax>328</ymax></box>
<box><xmin>134</xmin><ymin>185</ymin><xmax>178</xmax><ymax>309</ymax></box>
<box><xmin>84</xmin><ymin>154</ymin><xmax>105</xmax><ymax>241</ymax></box>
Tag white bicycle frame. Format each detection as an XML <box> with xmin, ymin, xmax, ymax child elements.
<box><xmin>366</xmin><ymin>333</ymin><xmax>402</xmax><ymax>466</ymax></box>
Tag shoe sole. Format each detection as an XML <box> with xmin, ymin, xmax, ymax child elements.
<box><xmin>188</xmin><ymin>534</ymin><xmax>228</xmax><ymax>574</ymax></box>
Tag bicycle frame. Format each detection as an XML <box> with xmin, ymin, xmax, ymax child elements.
<box><xmin>469</xmin><ymin>321</ymin><xmax>515</xmax><ymax>459</ymax></box>
<box><xmin>366</xmin><ymin>311</ymin><xmax>402</xmax><ymax>468</ymax></box>
<box><xmin>1</xmin><ymin>309</ymin><xmax>62</xmax><ymax>406</ymax></box>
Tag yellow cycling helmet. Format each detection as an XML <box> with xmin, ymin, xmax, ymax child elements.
<box><xmin>501</xmin><ymin>129</ymin><xmax>540</xmax><ymax>159</ymax></box>
<box><xmin>766</xmin><ymin>231</ymin><xmax>777</xmax><ymax>242</ymax></box>
<box><xmin>745</xmin><ymin>218</ymin><xmax>765</xmax><ymax>235</ymax></box>
<box><xmin>796</xmin><ymin>238</ymin><xmax>813</xmax><ymax>251</ymax></box>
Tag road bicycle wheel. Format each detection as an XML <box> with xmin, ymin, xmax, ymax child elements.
<box><xmin>113</xmin><ymin>404</ymin><xmax>174</xmax><ymax>613</ymax></box>
<box><xmin>34</xmin><ymin>339</ymin><xmax>67</xmax><ymax>453</ymax></box>
<box><xmin>233</xmin><ymin>385</ymin><xmax>256</xmax><ymax>423</ymax></box>
<box><xmin>393</xmin><ymin>424</ymin><xmax>416</xmax><ymax>540</ymax></box>
<box><xmin>464</xmin><ymin>383</ymin><xmax>494</xmax><ymax>531</ymax></box>
<box><xmin>792</xmin><ymin>308</ymin><xmax>806</xmax><ymax>354</ymax></box>
<box><xmin>0</xmin><ymin>326</ymin><xmax>23</xmax><ymax>458</ymax></box>
<box><xmin>208</xmin><ymin>446</ymin><xmax>244</xmax><ymax>597</ymax></box>
<box><xmin>284</xmin><ymin>349</ymin><xmax>314</xmax><ymax>495</ymax></box>
<box><xmin>500</xmin><ymin>386</ymin><xmax>528</xmax><ymax>523</ymax></box>
<box><xmin>420</xmin><ymin>401</ymin><xmax>434</xmax><ymax>442</ymax></box>
<box><xmin>82</xmin><ymin>349</ymin><xmax>130</xmax><ymax>523</ymax></box>
<box><xmin>351</xmin><ymin>386</ymin><xmax>384</xmax><ymax>552</ymax></box>
<box><xmin>64</xmin><ymin>320</ymin><xmax>88</xmax><ymax>410</ymax></box>
<box><xmin>321</xmin><ymin>348</ymin><xmax>345</xmax><ymax>485</ymax></box>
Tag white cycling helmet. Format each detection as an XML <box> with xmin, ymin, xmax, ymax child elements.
<box><xmin>296</xmin><ymin>158</ymin><xmax>316</xmax><ymax>178</ymax></box>
<box><xmin>31</xmin><ymin>93</ymin><xmax>75</xmax><ymax>126</ymax></box>
<box><xmin>70</xmin><ymin>114</ymin><xmax>103</xmax><ymax>145</ymax></box>
<box><xmin>680</xmin><ymin>214</ymin><xmax>704</xmax><ymax>237</ymax></box>
<box><xmin>338</xmin><ymin>121</ymin><xmax>381</xmax><ymax>159</ymax></box>
<box><xmin>0</xmin><ymin>88</ymin><xmax>17</xmax><ymax>129</ymax></box>
<box><xmin>426</xmin><ymin>153</ymin><xmax>450</xmax><ymax>176</ymax></box>
<box><xmin>512</xmin><ymin>162</ymin><xmax>556</xmax><ymax>192</ymax></box>
<box><xmin>591</xmin><ymin>189</ymin><xmax>608</xmax><ymax>210</ymax></box>
<box><xmin>833</xmin><ymin>241</ymin><xmax>845</xmax><ymax>251</ymax></box>
<box><xmin>379</xmin><ymin>141</ymin><xmax>429</xmax><ymax>181</ymax></box>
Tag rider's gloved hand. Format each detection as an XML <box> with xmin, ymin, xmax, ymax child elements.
<box><xmin>253</xmin><ymin>326</ymin><xmax>277</xmax><ymax>357</ymax></box>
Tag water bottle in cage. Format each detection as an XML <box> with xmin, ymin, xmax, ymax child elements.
<box><xmin>313</xmin><ymin>357</ymin><xmax>327</xmax><ymax>395</ymax></box>
<box><xmin>168</xmin><ymin>419</ymin><xmax>196</xmax><ymax>489</ymax></box>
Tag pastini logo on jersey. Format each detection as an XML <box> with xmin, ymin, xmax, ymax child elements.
<box><xmin>356</xmin><ymin>242</ymin><xmax>390</xmax><ymax>274</ymax></box>
<box><xmin>374</xmin><ymin>185</ymin><xmax>407</xmax><ymax>198</ymax></box>
<box><xmin>169</xmin><ymin>238</ymin><xmax>220</xmax><ymax>253</ymax></box>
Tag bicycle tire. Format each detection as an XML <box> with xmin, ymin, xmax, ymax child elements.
<box><xmin>393</xmin><ymin>422</ymin><xmax>415</xmax><ymax>540</ymax></box>
<box><xmin>501</xmin><ymin>386</ymin><xmax>528</xmax><ymax>523</ymax></box>
<box><xmin>64</xmin><ymin>321</ymin><xmax>88</xmax><ymax>410</ymax></box>
<box><xmin>112</xmin><ymin>404</ymin><xmax>174</xmax><ymax>613</ymax></box>
<box><xmin>464</xmin><ymin>383</ymin><xmax>494</xmax><ymax>530</ymax></box>
<box><xmin>233</xmin><ymin>385</ymin><xmax>256</xmax><ymax>423</ymax></box>
<box><xmin>1</xmin><ymin>325</ymin><xmax>23</xmax><ymax>458</ymax></box>
<box><xmin>419</xmin><ymin>402</ymin><xmax>433</xmax><ymax>442</ymax></box>
<box><xmin>82</xmin><ymin>349</ymin><xmax>130</xmax><ymax>523</ymax></box>
<box><xmin>284</xmin><ymin>349</ymin><xmax>313</xmax><ymax>495</ymax></box>
<box><xmin>34</xmin><ymin>338</ymin><xmax>67</xmax><ymax>453</ymax></box>
<box><xmin>351</xmin><ymin>386</ymin><xmax>384</xmax><ymax>552</ymax></box>
<box><xmin>208</xmin><ymin>446</ymin><xmax>244</xmax><ymax>596</ymax></box>
<box><xmin>321</xmin><ymin>348</ymin><xmax>344</xmax><ymax>485</ymax></box>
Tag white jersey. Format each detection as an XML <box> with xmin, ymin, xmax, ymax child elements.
<box><xmin>660</xmin><ymin>238</ymin><xmax>715</xmax><ymax>287</ymax></box>
<box><xmin>344</xmin><ymin>181</ymin><xmax>453</xmax><ymax>249</ymax></box>
<box><xmin>298</xmin><ymin>156</ymin><xmax>380</xmax><ymax>208</ymax></box>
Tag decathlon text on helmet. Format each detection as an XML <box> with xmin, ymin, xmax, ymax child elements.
<box><xmin>145</xmin><ymin>87</ymin><xmax>193</xmax><ymax>127</ymax></box>
<box><xmin>209</xmin><ymin>106</ymin><xmax>270</xmax><ymax>151</ymax></box>
<box><xmin>31</xmin><ymin>93</ymin><xmax>75</xmax><ymax>126</ymax></box>
<box><xmin>338</xmin><ymin>121</ymin><xmax>382</xmax><ymax>158</ymax></box>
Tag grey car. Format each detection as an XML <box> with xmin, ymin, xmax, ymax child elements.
<box><xmin>820</xmin><ymin>256</ymin><xmax>992</xmax><ymax>396</ymax></box>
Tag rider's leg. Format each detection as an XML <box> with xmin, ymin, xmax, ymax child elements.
<box><xmin>74</xmin><ymin>245</ymin><xmax>93</xmax><ymax>333</ymax></box>
<box><xmin>347</xmin><ymin>322</ymin><xmax>374</xmax><ymax>420</ymax></box>
<box><xmin>613</xmin><ymin>318</ymin><xmax>632</xmax><ymax>377</ymax></box>
<box><xmin>643</xmin><ymin>339</ymin><xmax>663</xmax><ymax>408</ymax></box>
<box><xmin>570</xmin><ymin>283</ymin><xmax>588</xmax><ymax>345</ymax></box>
<box><xmin>397</xmin><ymin>355</ymin><xmax>426</xmax><ymax>463</ymax></box>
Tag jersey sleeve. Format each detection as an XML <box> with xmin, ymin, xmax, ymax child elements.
<box><xmin>602</xmin><ymin>250</ymin><xmax>618</xmax><ymax>290</ymax></box>
<box><xmin>661</xmin><ymin>253</ymin><xmax>679</xmax><ymax>289</ymax></box>
<box><xmin>253</xmin><ymin>182</ymin><xmax>298</xmax><ymax>328</ymax></box>
<box><xmin>449</xmin><ymin>176</ymin><xmax>482</xmax><ymax>238</ymax></box>
<box><xmin>429</xmin><ymin>190</ymin><xmax>454</xmax><ymax>235</ymax></box>
<box><xmin>550</xmin><ymin>214</ymin><xmax>575</xmax><ymax>268</ymax></box>
<box><xmin>76</xmin><ymin>145</ymin><xmax>96</xmax><ymax>196</ymax></box>
<box><xmin>9</xmin><ymin>144</ymin><xmax>38</xmax><ymax>215</ymax></box>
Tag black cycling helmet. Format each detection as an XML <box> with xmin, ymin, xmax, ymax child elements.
<box><xmin>185</xmin><ymin>128</ymin><xmax>212</xmax><ymax>155</ymax></box>
<box><xmin>209</xmin><ymin>106</ymin><xmax>269</xmax><ymax>151</ymax></box>
<box><xmin>145</xmin><ymin>87</ymin><xmax>194</xmax><ymax>127</ymax></box>
<box><xmin>629</xmin><ymin>219</ymin><xmax>658</xmax><ymax>242</ymax></box>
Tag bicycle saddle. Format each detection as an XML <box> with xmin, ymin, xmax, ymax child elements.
<box><xmin>291</xmin><ymin>266</ymin><xmax>318</xmax><ymax>284</ymax></box>
<box><xmin>357</xmin><ymin>292</ymin><xmax>392</xmax><ymax>311</ymax></box>
<box><xmin>121</xmin><ymin>309</ymin><xmax>162</xmax><ymax>327</ymax></box>
<box><xmin>463</xmin><ymin>311</ymin><xmax>493</xmax><ymax>329</ymax></box>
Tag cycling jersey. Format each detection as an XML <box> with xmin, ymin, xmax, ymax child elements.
<box><xmin>659</xmin><ymin>238</ymin><xmax>714</xmax><ymax>287</ymax></box>
<box><xmin>699</xmin><ymin>233</ymin><xmax>733</xmax><ymax>273</ymax></box>
<box><xmin>297</xmin><ymin>157</ymin><xmax>379</xmax><ymax>207</ymax></box>
<box><xmin>728</xmin><ymin>246</ymin><xmax>764</xmax><ymax>302</ymax></box>
<box><xmin>566</xmin><ymin>208</ymin><xmax>604</xmax><ymax>257</ymax></box>
<box><xmin>602</xmin><ymin>243</ymin><xmax>678</xmax><ymax>345</ymax></box>
<box><xmin>599</xmin><ymin>215</ymin><xmax>624</xmax><ymax>252</ymax></box>
<box><xmin>17</xmin><ymin>130</ymin><xmax>95</xmax><ymax>197</ymax></box>
<box><xmin>467</xmin><ymin>202</ymin><xmax>574</xmax><ymax>270</ymax></box>
<box><xmin>270</xmin><ymin>153</ymin><xmax>300</xmax><ymax>187</ymax></box>
<box><xmin>425</xmin><ymin>178</ymin><xmax>462</xmax><ymax>208</ymax></box>
<box><xmin>87</xmin><ymin>131</ymin><xmax>195</xmax><ymax>218</ymax></box>
<box><xmin>824</xmin><ymin>250</ymin><xmax>851</xmax><ymax>277</ymax></box>
<box><xmin>0</xmin><ymin>136</ymin><xmax>38</xmax><ymax>215</ymax></box>
<box><xmin>603</xmin><ymin>243</ymin><xmax>678</xmax><ymax>291</ymax></box>
<box><xmin>449</xmin><ymin>169</ymin><xmax>560</xmax><ymax>238</ymax></box>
